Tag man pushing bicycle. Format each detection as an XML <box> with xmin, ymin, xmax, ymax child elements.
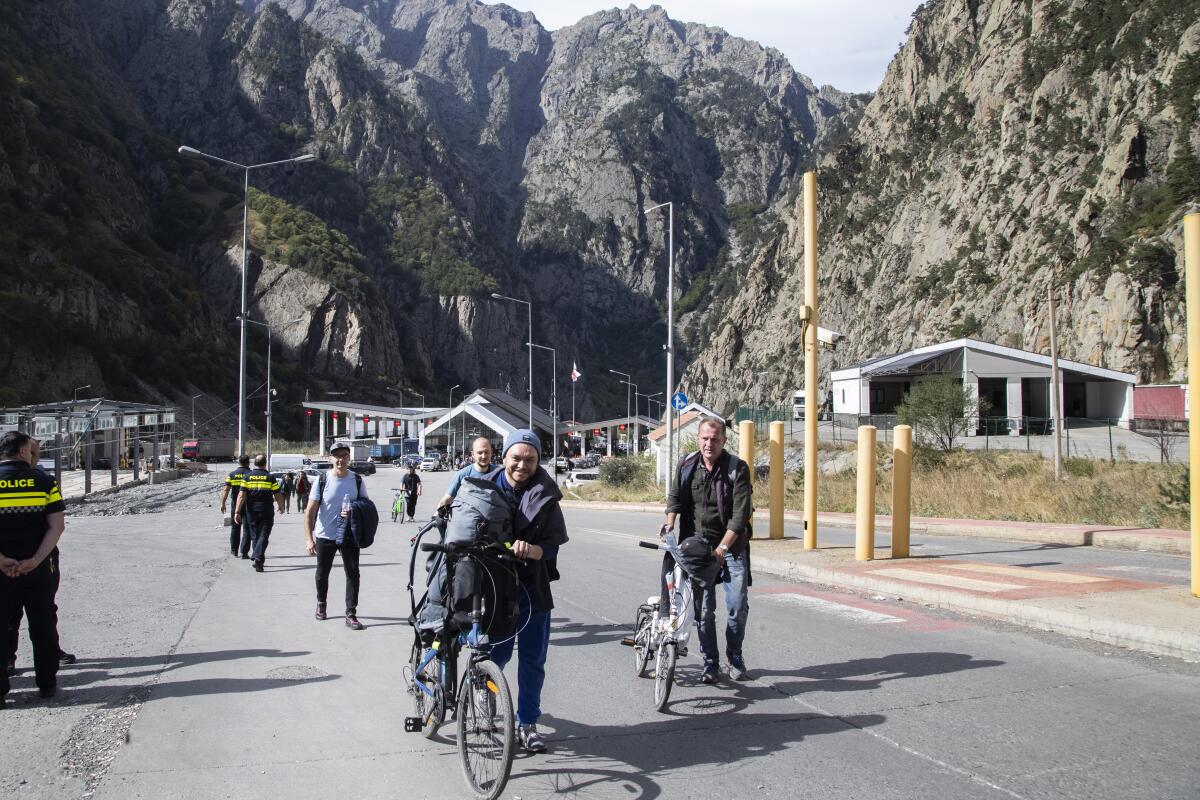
<box><xmin>663</xmin><ymin>417</ymin><xmax>753</xmax><ymax>684</ymax></box>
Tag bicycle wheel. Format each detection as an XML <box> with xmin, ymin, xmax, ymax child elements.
<box><xmin>633</xmin><ymin>608</ymin><xmax>653</xmax><ymax>677</ymax></box>
<box><xmin>457</xmin><ymin>658</ymin><xmax>514</xmax><ymax>800</ymax></box>
<box><xmin>409</xmin><ymin>640</ymin><xmax>445</xmax><ymax>739</ymax></box>
<box><xmin>653</xmin><ymin>640</ymin><xmax>676</xmax><ymax>712</ymax></box>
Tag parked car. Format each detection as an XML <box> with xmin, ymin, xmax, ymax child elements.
<box><xmin>309</xmin><ymin>459</ymin><xmax>332</xmax><ymax>471</ymax></box>
<box><xmin>565</xmin><ymin>471</ymin><xmax>600</xmax><ymax>489</ymax></box>
<box><xmin>401</xmin><ymin>454</ymin><xmax>422</xmax><ymax>469</ymax></box>
<box><xmin>419</xmin><ymin>456</ymin><xmax>440</xmax><ymax>472</ymax></box>
<box><xmin>350</xmin><ymin>460</ymin><xmax>376</xmax><ymax>476</ymax></box>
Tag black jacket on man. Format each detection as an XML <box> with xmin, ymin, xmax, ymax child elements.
<box><xmin>666</xmin><ymin>450</ymin><xmax>753</xmax><ymax>554</ymax></box>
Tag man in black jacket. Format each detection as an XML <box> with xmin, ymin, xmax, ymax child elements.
<box><xmin>488</xmin><ymin>429</ymin><xmax>568</xmax><ymax>754</ymax></box>
<box><xmin>234</xmin><ymin>455</ymin><xmax>283</xmax><ymax>572</ymax></box>
<box><xmin>664</xmin><ymin>417</ymin><xmax>753</xmax><ymax>684</ymax></box>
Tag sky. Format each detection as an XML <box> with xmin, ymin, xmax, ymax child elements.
<box><xmin>483</xmin><ymin>0</ymin><xmax>925</xmax><ymax>93</ymax></box>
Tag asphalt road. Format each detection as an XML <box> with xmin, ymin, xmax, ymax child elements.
<box><xmin>3</xmin><ymin>465</ymin><xmax>1199</xmax><ymax>799</ymax></box>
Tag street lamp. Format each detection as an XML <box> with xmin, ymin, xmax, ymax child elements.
<box><xmin>178</xmin><ymin>144</ymin><xmax>316</xmax><ymax>458</ymax></box>
<box><xmin>72</xmin><ymin>384</ymin><xmax>92</xmax><ymax>402</ymax></box>
<box><xmin>529</xmin><ymin>342</ymin><xmax>557</xmax><ymax>472</ymax></box>
<box><xmin>644</xmin><ymin>200</ymin><xmax>675</xmax><ymax>495</ymax></box>
<box><xmin>637</xmin><ymin>391</ymin><xmax>662</xmax><ymax>423</ymax></box>
<box><xmin>408</xmin><ymin>389</ymin><xmax>426</xmax><ymax>456</ymax></box>
<box><xmin>237</xmin><ymin>315</ymin><xmax>304</xmax><ymax>467</ymax></box>
<box><xmin>190</xmin><ymin>394</ymin><xmax>203</xmax><ymax>438</ymax></box>
<box><xmin>609</xmin><ymin>368</ymin><xmax>632</xmax><ymax>455</ymax></box>
<box><xmin>491</xmin><ymin>292</ymin><xmax>533</xmax><ymax>427</ymax></box>
<box><xmin>448</xmin><ymin>384</ymin><xmax>460</xmax><ymax>459</ymax></box>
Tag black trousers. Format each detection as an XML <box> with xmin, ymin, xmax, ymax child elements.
<box><xmin>230</xmin><ymin>513</ymin><xmax>251</xmax><ymax>556</ymax></box>
<box><xmin>314</xmin><ymin>537</ymin><xmax>360</xmax><ymax>615</ymax></box>
<box><xmin>0</xmin><ymin>558</ymin><xmax>59</xmax><ymax>695</ymax></box>
<box><xmin>7</xmin><ymin>550</ymin><xmax>61</xmax><ymax>662</ymax></box>
<box><xmin>405</xmin><ymin>492</ymin><xmax>418</xmax><ymax>519</ymax></box>
<box><xmin>246</xmin><ymin>510</ymin><xmax>274</xmax><ymax>563</ymax></box>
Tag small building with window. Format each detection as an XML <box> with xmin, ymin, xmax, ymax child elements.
<box><xmin>830</xmin><ymin>338</ymin><xmax>1137</xmax><ymax>433</ymax></box>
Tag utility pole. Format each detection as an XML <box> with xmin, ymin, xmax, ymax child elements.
<box><xmin>802</xmin><ymin>172</ymin><xmax>820</xmax><ymax>549</ymax></box>
<box><xmin>1048</xmin><ymin>276</ymin><xmax>1063</xmax><ymax>481</ymax></box>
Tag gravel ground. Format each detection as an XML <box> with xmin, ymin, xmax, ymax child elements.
<box><xmin>69</xmin><ymin>472</ymin><xmax>225</xmax><ymax>517</ymax></box>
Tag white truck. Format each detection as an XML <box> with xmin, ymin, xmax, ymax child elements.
<box><xmin>792</xmin><ymin>390</ymin><xmax>806</xmax><ymax>420</ymax></box>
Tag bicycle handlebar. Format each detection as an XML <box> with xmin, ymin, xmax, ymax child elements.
<box><xmin>420</xmin><ymin>540</ymin><xmax>516</xmax><ymax>561</ymax></box>
<box><xmin>638</xmin><ymin>541</ymin><xmax>661</xmax><ymax>550</ymax></box>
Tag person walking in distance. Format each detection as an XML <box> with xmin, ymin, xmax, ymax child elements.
<box><xmin>664</xmin><ymin>417</ymin><xmax>753</xmax><ymax>684</ymax></box>
<box><xmin>303</xmin><ymin>442</ymin><xmax>368</xmax><ymax>630</ymax></box>
<box><xmin>234</xmin><ymin>455</ymin><xmax>283</xmax><ymax>573</ymax></box>
<box><xmin>488</xmin><ymin>429</ymin><xmax>569</xmax><ymax>753</ymax></box>
<box><xmin>281</xmin><ymin>471</ymin><xmax>296</xmax><ymax>514</ymax></box>
<box><xmin>219</xmin><ymin>455</ymin><xmax>252</xmax><ymax>558</ymax></box>
<box><xmin>437</xmin><ymin>436</ymin><xmax>497</xmax><ymax>510</ymax></box>
<box><xmin>295</xmin><ymin>470</ymin><xmax>310</xmax><ymax>508</ymax></box>
<box><xmin>400</xmin><ymin>463</ymin><xmax>421</xmax><ymax>522</ymax></box>
<box><xmin>0</xmin><ymin>431</ymin><xmax>66</xmax><ymax>703</ymax></box>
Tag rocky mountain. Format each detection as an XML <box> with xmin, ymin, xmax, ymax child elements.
<box><xmin>0</xmin><ymin>0</ymin><xmax>861</xmax><ymax>432</ymax></box>
<box><xmin>684</xmin><ymin>0</ymin><xmax>1200</xmax><ymax>410</ymax></box>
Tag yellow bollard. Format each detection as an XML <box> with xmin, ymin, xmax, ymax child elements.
<box><xmin>769</xmin><ymin>421</ymin><xmax>784</xmax><ymax>539</ymax></box>
<box><xmin>892</xmin><ymin>425</ymin><xmax>912</xmax><ymax>559</ymax></box>
<box><xmin>738</xmin><ymin>419</ymin><xmax>755</xmax><ymax>464</ymax></box>
<box><xmin>855</xmin><ymin>425</ymin><xmax>876</xmax><ymax>561</ymax></box>
<box><xmin>1185</xmin><ymin>213</ymin><xmax>1200</xmax><ymax>598</ymax></box>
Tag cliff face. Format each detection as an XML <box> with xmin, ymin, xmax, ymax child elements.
<box><xmin>683</xmin><ymin>0</ymin><xmax>1200</xmax><ymax>410</ymax></box>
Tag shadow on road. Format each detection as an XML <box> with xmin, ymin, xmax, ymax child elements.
<box><xmin>742</xmin><ymin>651</ymin><xmax>1004</xmax><ymax>695</ymax></box>
<box><xmin>550</xmin><ymin>618</ymin><xmax>626</xmax><ymax>648</ymax></box>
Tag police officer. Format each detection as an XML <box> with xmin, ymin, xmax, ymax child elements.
<box><xmin>0</xmin><ymin>431</ymin><xmax>66</xmax><ymax>703</ymax></box>
<box><xmin>219</xmin><ymin>455</ymin><xmax>252</xmax><ymax>558</ymax></box>
<box><xmin>234</xmin><ymin>455</ymin><xmax>283</xmax><ymax>572</ymax></box>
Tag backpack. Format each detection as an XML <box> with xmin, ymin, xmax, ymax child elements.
<box><xmin>416</xmin><ymin>478</ymin><xmax>518</xmax><ymax>636</ymax></box>
<box><xmin>317</xmin><ymin>472</ymin><xmax>378</xmax><ymax>548</ymax></box>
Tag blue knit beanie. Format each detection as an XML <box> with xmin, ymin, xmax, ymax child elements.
<box><xmin>502</xmin><ymin>428</ymin><xmax>541</xmax><ymax>459</ymax></box>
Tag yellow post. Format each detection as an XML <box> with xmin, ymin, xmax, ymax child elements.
<box><xmin>769</xmin><ymin>421</ymin><xmax>784</xmax><ymax>539</ymax></box>
<box><xmin>892</xmin><ymin>425</ymin><xmax>912</xmax><ymax>559</ymax></box>
<box><xmin>855</xmin><ymin>425</ymin><xmax>876</xmax><ymax>561</ymax></box>
<box><xmin>803</xmin><ymin>171</ymin><xmax>820</xmax><ymax>550</ymax></box>
<box><xmin>739</xmin><ymin>419</ymin><xmax>755</xmax><ymax>517</ymax></box>
<box><xmin>1185</xmin><ymin>213</ymin><xmax>1200</xmax><ymax>597</ymax></box>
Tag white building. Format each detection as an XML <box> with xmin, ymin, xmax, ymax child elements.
<box><xmin>831</xmin><ymin>338</ymin><xmax>1136</xmax><ymax>433</ymax></box>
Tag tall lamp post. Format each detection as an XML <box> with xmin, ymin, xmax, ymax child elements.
<box><xmin>529</xmin><ymin>342</ymin><xmax>557</xmax><ymax>471</ymax></box>
<box><xmin>407</xmin><ymin>389</ymin><xmax>426</xmax><ymax>455</ymax></box>
<box><xmin>237</xmin><ymin>315</ymin><xmax>303</xmax><ymax>467</ymax></box>
<box><xmin>491</xmin><ymin>293</ymin><xmax>533</xmax><ymax>427</ymax></box>
<box><xmin>178</xmin><ymin>145</ymin><xmax>316</xmax><ymax>458</ymax></box>
<box><xmin>448</xmin><ymin>384</ymin><xmax>460</xmax><ymax>460</ymax></box>
<box><xmin>609</xmin><ymin>368</ymin><xmax>632</xmax><ymax>454</ymax></box>
<box><xmin>190</xmin><ymin>394</ymin><xmax>203</xmax><ymax>438</ymax></box>
<box><xmin>644</xmin><ymin>201</ymin><xmax>674</xmax><ymax>495</ymax></box>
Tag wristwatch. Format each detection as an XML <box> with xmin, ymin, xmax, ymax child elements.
<box><xmin>715</xmin><ymin>544</ymin><xmax>728</xmax><ymax>556</ymax></box>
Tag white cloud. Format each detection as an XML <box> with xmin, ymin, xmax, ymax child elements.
<box><xmin>483</xmin><ymin>0</ymin><xmax>923</xmax><ymax>92</ymax></box>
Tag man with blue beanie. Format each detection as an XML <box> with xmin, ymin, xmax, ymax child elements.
<box><xmin>489</xmin><ymin>428</ymin><xmax>567</xmax><ymax>753</ymax></box>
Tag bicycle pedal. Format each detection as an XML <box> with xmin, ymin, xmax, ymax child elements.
<box><xmin>403</xmin><ymin>717</ymin><xmax>423</xmax><ymax>733</ymax></box>
<box><xmin>620</xmin><ymin>637</ymin><xmax>637</xmax><ymax>647</ymax></box>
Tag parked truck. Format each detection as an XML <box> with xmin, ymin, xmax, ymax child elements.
<box><xmin>181</xmin><ymin>439</ymin><xmax>236</xmax><ymax>462</ymax></box>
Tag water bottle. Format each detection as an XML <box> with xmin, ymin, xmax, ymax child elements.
<box><xmin>341</xmin><ymin>497</ymin><xmax>351</xmax><ymax>518</ymax></box>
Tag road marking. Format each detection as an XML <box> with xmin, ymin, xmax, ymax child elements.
<box><xmin>577</xmin><ymin>527</ymin><xmax>643</xmax><ymax>541</ymax></box>
<box><xmin>869</xmin><ymin>568</ymin><xmax>1022</xmax><ymax>593</ymax></box>
<box><xmin>946</xmin><ymin>563</ymin><xmax>1107</xmax><ymax>583</ymax></box>
<box><xmin>1097</xmin><ymin>565</ymin><xmax>1189</xmax><ymax>579</ymax></box>
<box><xmin>765</xmin><ymin>592</ymin><xmax>904</xmax><ymax>625</ymax></box>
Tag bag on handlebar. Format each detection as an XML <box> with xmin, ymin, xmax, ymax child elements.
<box><xmin>415</xmin><ymin>478</ymin><xmax>519</xmax><ymax>637</ymax></box>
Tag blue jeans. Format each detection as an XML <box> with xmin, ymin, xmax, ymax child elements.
<box><xmin>694</xmin><ymin>549</ymin><xmax>750</xmax><ymax>665</ymax></box>
<box><xmin>489</xmin><ymin>592</ymin><xmax>551</xmax><ymax>726</ymax></box>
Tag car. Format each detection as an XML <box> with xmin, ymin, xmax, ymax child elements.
<box><xmin>301</xmin><ymin>467</ymin><xmax>322</xmax><ymax>481</ymax></box>
<box><xmin>565</xmin><ymin>471</ymin><xmax>600</xmax><ymax>489</ymax></box>
<box><xmin>309</xmin><ymin>459</ymin><xmax>332</xmax><ymax>471</ymax></box>
<box><xmin>350</xmin><ymin>460</ymin><xmax>376</xmax><ymax>476</ymax></box>
<box><xmin>401</xmin><ymin>454</ymin><xmax>422</xmax><ymax>469</ymax></box>
<box><xmin>419</xmin><ymin>457</ymin><xmax>439</xmax><ymax>471</ymax></box>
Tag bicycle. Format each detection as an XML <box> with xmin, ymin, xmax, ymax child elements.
<box><xmin>391</xmin><ymin>488</ymin><xmax>408</xmax><ymax>522</ymax></box>
<box><xmin>403</xmin><ymin>515</ymin><xmax>519</xmax><ymax>800</ymax></box>
<box><xmin>627</xmin><ymin>531</ymin><xmax>695</xmax><ymax>712</ymax></box>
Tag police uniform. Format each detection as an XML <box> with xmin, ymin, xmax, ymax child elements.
<box><xmin>240</xmin><ymin>469</ymin><xmax>280</xmax><ymax>570</ymax></box>
<box><xmin>0</xmin><ymin>458</ymin><xmax>65</xmax><ymax>699</ymax></box>
<box><xmin>225</xmin><ymin>465</ymin><xmax>251</xmax><ymax>557</ymax></box>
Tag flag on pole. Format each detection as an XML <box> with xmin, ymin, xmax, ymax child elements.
<box><xmin>571</xmin><ymin>362</ymin><xmax>581</xmax><ymax>382</ymax></box>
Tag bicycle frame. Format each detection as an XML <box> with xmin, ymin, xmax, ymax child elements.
<box><xmin>651</xmin><ymin>533</ymin><xmax>695</xmax><ymax>649</ymax></box>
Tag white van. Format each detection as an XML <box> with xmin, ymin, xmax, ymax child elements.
<box><xmin>269</xmin><ymin>453</ymin><xmax>309</xmax><ymax>472</ymax></box>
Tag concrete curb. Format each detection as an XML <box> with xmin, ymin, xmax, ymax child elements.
<box><xmin>557</xmin><ymin>500</ymin><xmax>1190</xmax><ymax>555</ymax></box>
<box><xmin>750</xmin><ymin>554</ymin><xmax>1200</xmax><ymax>661</ymax></box>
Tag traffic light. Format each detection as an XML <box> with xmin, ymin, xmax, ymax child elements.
<box><xmin>332</xmin><ymin>411</ymin><xmax>339</xmax><ymax>419</ymax></box>
<box><xmin>619</xmin><ymin>424</ymin><xmax>626</xmax><ymax>431</ymax></box>
<box><xmin>305</xmin><ymin>409</ymin><xmax>312</xmax><ymax>417</ymax></box>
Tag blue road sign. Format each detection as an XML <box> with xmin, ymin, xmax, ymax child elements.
<box><xmin>671</xmin><ymin>391</ymin><xmax>688</xmax><ymax>411</ymax></box>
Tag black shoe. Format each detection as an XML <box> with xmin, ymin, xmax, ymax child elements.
<box><xmin>240</xmin><ymin>553</ymin><xmax>250</xmax><ymax>560</ymax></box>
<box><xmin>38</xmin><ymin>686</ymin><xmax>56</xmax><ymax>699</ymax></box>
<box><xmin>6</xmin><ymin>658</ymin><xmax>15</xmax><ymax>676</ymax></box>
<box><xmin>345</xmin><ymin>615</ymin><xmax>364</xmax><ymax>630</ymax></box>
<box><xmin>231</xmin><ymin>550</ymin><xmax>238</xmax><ymax>557</ymax></box>
<box><xmin>315</xmin><ymin>604</ymin><xmax>327</xmax><ymax>621</ymax></box>
<box><xmin>58</xmin><ymin>650</ymin><xmax>77</xmax><ymax>665</ymax></box>
<box><xmin>253</xmin><ymin>560</ymin><xmax>264</xmax><ymax>572</ymax></box>
<box><xmin>700</xmin><ymin>663</ymin><xmax>720</xmax><ymax>684</ymax></box>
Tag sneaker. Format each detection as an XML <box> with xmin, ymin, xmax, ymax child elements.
<box><xmin>727</xmin><ymin>654</ymin><xmax>750</xmax><ymax>681</ymax></box>
<box><xmin>345</xmin><ymin>615</ymin><xmax>364</xmax><ymax>630</ymax></box>
<box><xmin>58</xmin><ymin>650</ymin><xmax>77</xmax><ymax>665</ymax></box>
<box><xmin>253</xmin><ymin>560</ymin><xmax>264</xmax><ymax>572</ymax></box>
<box><xmin>240</xmin><ymin>553</ymin><xmax>250</xmax><ymax>560</ymax></box>
<box><xmin>700</xmin><ymin>662</ymin><xmax>720</xmax><ymax>684</ymax></box>
<box><xmin>315</xmin><ymin>604</ymin><xmax>327</xmax><ymax>621</ymax></box>
<box><xmin>518</xmin><ymin>724</ymin><xmax>547</xmax><ymax>753</ymax></box>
